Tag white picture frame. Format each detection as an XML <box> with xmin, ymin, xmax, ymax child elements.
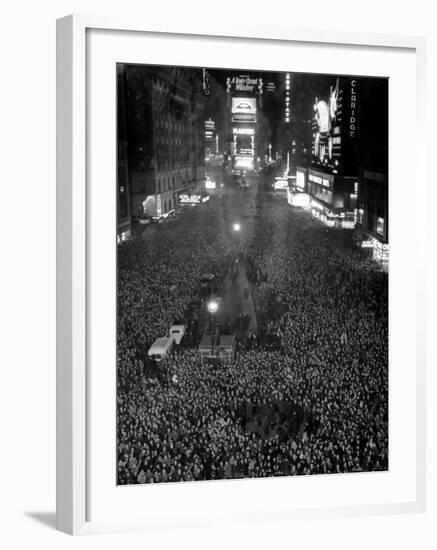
<box><xmin>56</xmin><ymin>14</ymin><xmax>427</xmax><ymax>535</ymax></box>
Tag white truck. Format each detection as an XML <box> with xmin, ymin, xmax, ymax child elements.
<box><xmin>147</xmin><ymin>337</ymin><xmax>174</xmax><ymax>362</ymax></box>
<box><xmin>147</xmin><ymin>325</ymin><xmax>186</xmax><ymax>362</ymax></box>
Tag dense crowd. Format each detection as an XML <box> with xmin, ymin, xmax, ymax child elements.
<box><xmin>117</xmin><ymin>186</ymin><xmax>388</xmax><ymax>484</ymax></box>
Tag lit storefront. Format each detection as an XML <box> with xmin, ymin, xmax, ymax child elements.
<box><xmin>295</xmin><ymin>167</ymin><xmax>307</xmax><ymax>192</ymax></box>
<box><xmin>287</xmin><ymin>188</ymin><xmax>311</xmax><ymax>209</ymax></box>
<box><xmin>307</xmin><ymin>169</ymin><xmax>357</xmax><ymax>229</ymax></box>
<box><xmin>354</xmin><ymin>171</ymin><xmax>389</xmax><ymax>269</ymax></box>
<box><xmin>117</xmin><ymin>230</ymin><xmax>131</xmax><ymax>244</ymax></box>
<box><xmin>179</xmin><ymin>193</ymin><xmax>209</xmax><ymax>205</ymax></box>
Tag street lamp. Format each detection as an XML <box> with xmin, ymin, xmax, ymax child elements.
<box><xmin>207</xmin><ymin>298</ymin><xmax>219</xmax><ymax>356</ymax></box>
<box><xmin>207</xmin><ymin>298</ymin><xmax>219</xmax><ymax>315</ymax></box>
<box><xmin>233</xmin><ymin>222</ymin><xmax>241</xmax><ymax>232</ymax></box>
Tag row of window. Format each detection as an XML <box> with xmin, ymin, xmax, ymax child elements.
<box><xmin>156</xmin><ymin>170</ymin><xmax>193</xmax><ymax>194</ymax></box>
<box><xmin>357</xmin><ymin>208</ymin><xmax>386</xmax><ymax>237</ymax></box>
<box><xmin>156</xmin><ymin>156</ymin><xmax>192</xmax><ymax>172</ymax></box>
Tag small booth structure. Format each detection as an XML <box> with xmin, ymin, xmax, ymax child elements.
<box><xmin>198</xmin><ymin>333</ymin><xmax>236</xmax><ymax>364</ymax></box>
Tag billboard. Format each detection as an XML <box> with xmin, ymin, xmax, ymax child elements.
<box><xmin>274</xmin><ymin>177</ymin><xmax>289</xmax><ymax>190</ymax></box>
<box><xmin>232</xmin><ymin>97</ymin><xmax>257</xmax><ymax>123</ymax></box>
<box><xmin>234</xmin><ymin>156</ymin><xmax>254</xmax><ymax>170</ymax></box>
<box><xmin>311</xmin><ymin>77</ymin><xmax>358</xmax><ymax>174</ymax></box>
<box><xmin>232</xmin><ymin>97</ymin><xmax>256</xmax><ymax>114</ymax></box>
<box><xmin>296</xmin><ymin>169</ymin><xmax>306</xmax><ymax>191</ymax></box>
<box><xmin>233</xmin><ymin>127</ymin><xmax>254</xmax><ymax>157</ymax></box>
<box><xmin>227</xmin><ymin>75</ymin><xmax>262</xmax><ymax>94</ymax></box>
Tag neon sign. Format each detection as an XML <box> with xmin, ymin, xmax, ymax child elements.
<box><xmin>350</xmin><ymin>79</ymin><xmax>357</xmax><ymax>138</ymax></box>
<box><xmin>233</xmin><ymin>127</ymin><xmax>255</xmax><ymax>135</ymax></box>
<box><xmin>202</xmin><ymin>69</ymin><xmax>210</xmax><ymax>96</ymax></box>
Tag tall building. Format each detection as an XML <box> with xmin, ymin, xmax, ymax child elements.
<box><xmin>117</xmin><ymin>65</ymin><xmax>132</xmax><ymax>242</ymax></box>
<box><xmin>303</xmin><ymin>76</ymin><xmax>360</xmax><ymax>229</ymax></box>
<box><xmin>205</xmin><ymin>118</ymin><xmax>218</xmax><ymax>156</ymax></box>
<box><xmin>226</xmin><ymin>73</ymin><xmax>263</xmax><ymax>173</ymax></box>
<box><xmin>118</xmin><ymin>65</ymin><xmax>206</xmax><ymax>222</ymax></box>
<box><xmin>354</xmin><ymin>78</ymin><xmax>389</xmax><ymax>267</ymax></box>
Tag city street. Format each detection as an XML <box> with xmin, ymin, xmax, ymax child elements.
<box><xmin>116</xmin><ymin>66</ymin><xmax>389</xmax><ymax>485</ymax></box>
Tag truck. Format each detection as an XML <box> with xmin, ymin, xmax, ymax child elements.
<box><xmin>169</xmin><ymin>324</ymin><xmax>186</xmax><ymax>345</ymax></box>
<box><xmin>147</xmin><ymin>337</ymin><xmax>175</xmax><ymax>362</ymax></box>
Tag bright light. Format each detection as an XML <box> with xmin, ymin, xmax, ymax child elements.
<box><xmin>233</xmin><ymin>223</ymin><xmax>241</xmax><ymax>232</ymax></box>
<box><xmin>207</xmin><ymin>299</ymin><xmax>219</xmax><ymax>314</ymax></box>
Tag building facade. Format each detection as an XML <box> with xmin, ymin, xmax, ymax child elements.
<box><xmin>226</xmin><ymin>73</ymin><xmax>264</xmax><ymax>173</ymax></box>
<box><xmin>307</xmin><ymin>76</ymin><xmax>360</xmax><ymax>228</ymax></box>
<box><xmin>117</xmin><ymin>65</ymin><xmax>132</xmax><ymax>242</ymax></box>
<box><xmin>205</xmin><ymin>118</ymin><xmax>218</xmax><ymax>157</ymax></box>
<box><xmin>118</xmin><ymin>65</ymin><xmax>206</xmax><ymax>222</ymax></box>
<box><xmin>355</xmin><ymin>171</ymin><xmax>389</xmax><ymax>265</ymax></box>
<box><xmin>354</xmin><ymin>78</ymin><xmax>389</xmax><ymax>267</ymax></box>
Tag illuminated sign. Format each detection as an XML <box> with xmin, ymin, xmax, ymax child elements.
<box><xmin>309</xmin><ymin>174</ymin><xmax>322</xmax><ymax>184</ymax></box>
<box><xmin>310</xmin><ymin>200</ymin><xmax>325</xmax><ymax>212</ymax></box>
<box><xmin>205</xmin><ymin>180</ymin><xmax>216</xmax><ymax>189</ymax></box>
<box><xmin>234</xmin><ymin>135</ymin><xmax>254</xmax><ymax>155</ymax></box>
<box><xmin>296</xmin><ymin>170</ymin><xmax>305</xmax><ymax>191</ymax></box>
<box><xmin>309</xmin><ymin>171</ymin><xmax>333</xmax><ymax>189</ymax></box>
<box><xmin>202</xmin><ymin>69</ymin><xmax>210</xmax><ymax>96</ymax></box>
<box><xmin>274</xmin><ymin>178</ymin><xmax>289</xmax><ymax>190</ymax></box>
<box><xmin>231</xmin><ymin>97</ymin><xmax>257</xmax><ymax>123</ymax></box>
<box><xmin>233</xmin><ymin>127</ymin><xmax>255</xmax><ymax>135</ymax></box>
<box><xmin>179</xmin><ymin>193</ymin><xmax>201</xmax><ymax>204</ymax></box>
<box><xmin>205</xmin><ymin>118</ymin><xmax>215</xmax><ymax>130</ymax></box>
<box><xmin>156</xmin><ymin>194</ymin><xmax>162</xmax><ymax>217</ymax></box>
<box><xmin>234</xmin><ymin>156</ymin><xmax>254</xmax><ymax>170</ymax></box>
<box><xmin>350</xmin><ymin>80</ymin><xmax>357</xmax><ymax>137</ymax></box>
<box><xmin>288</xmin><ymin>191</ymin><xmax>310</xmax><ymax>208</ymax></box>
<box><xmin>227</xmin><ymin>75</ymin><xmax>261</xmax><ymax>93</ymax></box>
<box><xmin>233</xmin><ymin>126</ymin><xmax>254</xmax><ymax>157</ymax></box>
<box><xmin>377</xmin><ymin>216</ymin><xmax>385</xmax><ymax>235</ymax></box>
<box><xmin>232</xmin><ymin>98</ymin><xmax>256</xmax><ymax>114</ymax></box>
<box><xmin>315</xmin><ymin>100</ymin><xmax>330</xmax><ymax>133</ymax></box>
<box><xmin>232</xmin><ymin>113</ymin><xmax>257</xmax><ymax>123</ymax></box>
<box><xmin>312</xmin><ymin>78</ymin><xmax>343</xmax><ymax>167</ymax></box>
<box><xmin>285</xmin><ymin>73</ymin><xmax>291</xmax><ymax>122</ymax></box>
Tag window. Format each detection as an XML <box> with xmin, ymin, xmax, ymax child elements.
<box><xmin>377</xmin><ymin>217</ymin><xmax>385</xmax><ymax>236</ymax></box>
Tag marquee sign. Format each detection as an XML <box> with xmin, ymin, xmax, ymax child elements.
<box><xmin>231</xmin><ymin>97</ymin><xmax>257</xmax><ymax>123</ymax></box>
<box><xmin>227</xmin><ymin>75</ymin><xmax>262</xmax><ymax>93</ymax></box>
<box><xmin>232</xmin><ymin>98</ymin><xmax>256</xmax><ymax>114</ymax></box>
<box><xmin>202</xmin><ymin>69</ymin><xmax>211</xmax><ymax>96</ymax></box>
<box><xmin>232</xmin><ymin>127</ymin><xmax>255</xmax><ymax>135</ymax></box>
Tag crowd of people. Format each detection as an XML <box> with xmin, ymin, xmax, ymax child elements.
<box><xmin>117</xmin><ymin>185</ymin><xmax>388</xmax><ymax>484</ymax></box>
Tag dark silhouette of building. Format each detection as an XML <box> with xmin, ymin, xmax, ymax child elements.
<box><xmin>117</xmin><ymin>64</ymin><xmax>205</xmax><ymax>223</ymax></box>
<box><xmin>354</xmin><ymin>77</ymin><xmax>389</xmax><ymax>267</ymax></box>
<box><xmin>117</xmin><ymin>65</ymin><xmax>131</xmax><ymax>242</ymax></box>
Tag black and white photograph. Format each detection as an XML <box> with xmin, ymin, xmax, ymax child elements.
<box><xmin>116</xmin><ymin>64</ymin><xmax>389</xmax><ymax>485</ymax></box>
